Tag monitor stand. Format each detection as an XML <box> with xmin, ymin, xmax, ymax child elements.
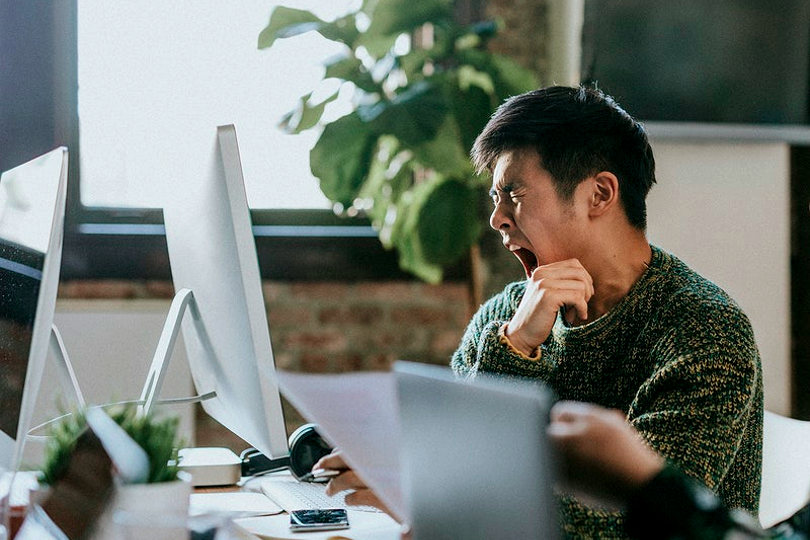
<box><xmin>49</xmin><ymin>324</ymin><xmax>86</xmax><ymax>410</ymax></box>
<box><xmin>24</xmin><ymin>325</ymin><xmax>88</xmax><ymax>441</ymax></box>
<box><xmin>141</xmin><ymin>288</ymin><xmax>290</xmax><ymax>486</ymax></box>
<box><xmin>138</xmin><ymin>288</ymin><xmax>216</xmax><ymax>417</ymax></box>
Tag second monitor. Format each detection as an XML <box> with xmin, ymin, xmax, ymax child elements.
<box><xmin>142</xmin><ymin>125</ymin><xmax>291</xmax><ymax>480</ymax></box>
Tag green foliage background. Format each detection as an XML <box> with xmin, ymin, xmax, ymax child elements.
<box><xmin>260</xmin><ymin>0</ymin><xmax>537</xmax><ymax>282</ymax></box>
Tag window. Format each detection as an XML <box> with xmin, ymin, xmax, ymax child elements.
<box><xmin>77</xmin><ymin>1</ymin><xmax>356</xmax><ymax>210</ymax></box>
<box><xmin>2</xmin><ymin>1</ymin><xmax>410</xmax><ymax>281</ymax></box>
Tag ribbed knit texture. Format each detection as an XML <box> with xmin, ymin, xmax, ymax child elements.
<box><xmin>451</xmin><ymin>246</ymin><xmax>763</xmax><ymax>539</ymax></box>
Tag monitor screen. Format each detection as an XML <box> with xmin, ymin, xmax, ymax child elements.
<box><xmin>0</xmin><ymin>147</ymin><xmax>68</xmax><ymax>470</ymax></box>
<box><xmin>0</xmin><ymin>241</ymin><xmax>44</xmax><ymax>440</ymax></box>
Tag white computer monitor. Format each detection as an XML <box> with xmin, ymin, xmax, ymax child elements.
<box><xmin>0</xmin><ymin>147</ymin><xmax>69</xmax><ymax>471</ymax></box>
<box><xmin>156</xmin><ymin>125</ymin><xmax>289</xmax><ymax>461</ymax></box>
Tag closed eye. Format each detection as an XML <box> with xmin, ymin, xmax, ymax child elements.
<box><xmin>489</xmin><ymin>184</ymin><xmax>514</xmax><ymax>205</ymax></box>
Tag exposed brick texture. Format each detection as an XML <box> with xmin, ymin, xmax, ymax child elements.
<box><xmin>59</xmin><ymin>279</ymin><xmax>474</xmax><ymax>449</ymax></box>
<box><xmin>59</xmin><ymin>280</ymin><xmax>473</xmax><ymax>374</ymax></box>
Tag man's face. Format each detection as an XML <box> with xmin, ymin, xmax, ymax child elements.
<box><xmin>489</xmin><ymin>148</ymin><xmax>585</xmax><ymax>278</ymax></box>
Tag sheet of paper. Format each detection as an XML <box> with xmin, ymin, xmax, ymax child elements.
<box><xmin>189</xmin><ymin>491</ymin><xmax>283</xmax><ymax>517</ymax></box>
<box><xmin>276</xmin><ymin>370</ymin><xmax>407</xmax><ymax>523</ymax></box>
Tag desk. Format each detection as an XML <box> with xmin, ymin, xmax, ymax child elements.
<box><xmin>195</xmin><ymin>475</ymin><xmax>403</xmax><ymax>540</ymax></box>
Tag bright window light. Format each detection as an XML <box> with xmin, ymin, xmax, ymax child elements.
<box><xmin>77</xmin><ymin>1</ymin><xmax>358</xmax><ymax>209</ymax></box>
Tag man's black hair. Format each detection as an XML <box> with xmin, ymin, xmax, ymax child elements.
<box><xmin>471</xmin><ymin>85</ymin><xmax>656</xmax><ymax>230</ymax></box>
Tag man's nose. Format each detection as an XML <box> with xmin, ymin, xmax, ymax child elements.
<box><xmin>489</xmin><ymin>203</ymin><xmax>512</xmax><ymax>232</ymax></box>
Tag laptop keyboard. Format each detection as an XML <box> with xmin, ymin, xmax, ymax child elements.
<box><xmin>259</xmin><ymin>476</ymin><xmax>382</xmax><ymax>513</ymax></box>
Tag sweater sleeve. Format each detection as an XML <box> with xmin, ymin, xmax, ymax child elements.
<box><xmin>627</xmin><ymin>291</ymin><xmax>762</xmax><ymax>506</ymax></box>
<box><xmin>450</xmin><ymin>282</ymin><xmax>553</xmax><ymax>380</ymax></box>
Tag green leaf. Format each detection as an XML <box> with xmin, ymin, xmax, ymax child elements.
<box><xmin>457</xmin><ymin>49</ymin><xmax>538</xmax><ymax>101</ymax></box>
<box><xmin>361</xmin><ymin>145</ymin><xmax>415</xmax><ymax>249</ymax></box>
<box><xmin>355</xmin><ymin>32</ymin><xmax>399</xmax><ymax>58</ymax></box>
<box><xmin>283</xmin><ymin>91</ymin><xmax>340</xmax><ymax>134</ymax></box>
<box><xmin>258</xmin><ymin>7</ymin><xmax>323</xmax><ymax>49</ymax></box>
<box><xmin>489</xmin><ymin>54</ymin><xmax>539</xmax><ymax>99</ymax></box>
<box><xmin>324</xmin><ymin>55</ymin><xmax>379</xmax><ymax>93</ymax></box>
<box><xmin>457</xmin><ymin>65</ymin><xmax>495</xmax><ymax>95</ymax></box>
<box><xmin>468</xmin><ymin>20</ymin><xmax>498</xmax><ymax>40</ymax></box>
<box><xmin>396</xmin><ymin>231</ymin><xmax>444</xmax><ymax>283</ymax></box>
<box><xmin>317</xmin><ymin>14</ymin><xmax>360</xmax><ymax>46</ymax></box>
<box><xmin>393</xmin><ymin>183</ymin><xmax>443</xmax><ymax>282</ymax></box>
<box><xmin>447</xmin><ymin>78</ymin><xmax>496</xmax><ymax>153</ymax></box>
<box><xmin>258</xmin><ymin>8</ymin><xmax>358</xmax><ymax>49</ymax></box>
<box><xmin>410</xmin><ymin>116</ymin><xmax>471</xmax><ymax>176</ymax></box>
<box><xmin>390</xmin><ymin>175</ymin><xmax>481</xmax><ymax>283</ymax></box>
<box><xmin>366</xmin><ymin>0</ymin><xmax>453</xmax><ymax>38</ymax></box>
<box><xmin>397</xmin><ymin>48</ymin><xmax>433</xmax><ymax>79</ymax></box>
<box><xmin>411</xmin><ymin>177</ymin><xmax>482</xmax><ymax>266</ymax></box>
<box><xmin>310</xmin><ymin>112</ymin><xmax>377</xmax><ymax>206</ymax></box>
<box><xmin>358</xmin><ymin>81</ymin><xmax>448</xmax><ymax>146</ymax></box>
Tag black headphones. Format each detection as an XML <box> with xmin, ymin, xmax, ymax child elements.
<box><xmin>240</xmin><ymin>423</ymin><xmax>333</xmax><ymax>481</ymax></box>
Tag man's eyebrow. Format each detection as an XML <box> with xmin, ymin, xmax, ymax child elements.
<box><xmin>489</xmin><ymin>184</ymin><xmax>514</xmax><ymax>198</ymax></box>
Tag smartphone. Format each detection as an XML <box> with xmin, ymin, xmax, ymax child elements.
<box><xmin>289</xmin><ymin>509</ymin><xmax>350</xmax><ymax>532</ymax></box>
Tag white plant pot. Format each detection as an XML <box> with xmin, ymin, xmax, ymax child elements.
<box><xmin>89</xmin><ymin>472</ymin><xmax>191</xmax><ymax>540</ymax></box>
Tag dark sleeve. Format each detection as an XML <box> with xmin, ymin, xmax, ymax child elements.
<box><xmin>625</xmin><ymin>464</ymin><xmax>769</xmax><ymax>540</ymax></box>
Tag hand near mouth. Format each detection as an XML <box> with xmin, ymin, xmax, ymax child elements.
<box><xmin>504</xmin><ymin>258</ymin><xmax>594</xmax><ymax>356</ymax></box>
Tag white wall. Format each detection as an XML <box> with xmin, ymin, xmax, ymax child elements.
<box><xmin>646</xmin><ymin>141</ymin><xmax>790</xmax><ymax>414</ymax></box>
<box><xmin>23</xmin><ymin>300</ymin><xmax>194</xmax><ymax>466</ymax></box>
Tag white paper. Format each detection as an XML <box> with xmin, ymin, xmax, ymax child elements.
<box><xmin>189</xmin><ymin>491</ymin><xmax>283</xmax><ymax>517</ymax></box>
<box><xmin>276</xmin><ymin>371</ymin><xmax>407</xmax><ymax>522</ymax></box>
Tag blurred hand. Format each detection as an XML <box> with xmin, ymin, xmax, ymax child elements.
<box><xmin>313</xmin><ymin>450</ymin><xmax>394</xmax><ymax>517</ymax></box>
<box><xmin>547</xmin><ymin>401</ymin><xmax>664</xmax><ymax>509</ymax></box>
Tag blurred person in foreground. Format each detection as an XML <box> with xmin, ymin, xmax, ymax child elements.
<box><xmin>317</xmin><ymin>401</ymin><xmax>807</xmax><ymax>540</ymax></box>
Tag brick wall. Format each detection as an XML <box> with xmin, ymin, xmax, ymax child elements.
<box><xmin>58</xmin><ymin>279</ymin><xmax>474</xmax><ymax>450</ymax></box>
<box><xmin>59</xmin><ymin>280</ymin><xmax>472</xmax><ymax>372</ymax></box>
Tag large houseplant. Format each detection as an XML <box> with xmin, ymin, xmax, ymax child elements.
<box><xmin>259</xmin><ymin>0</ymin><xmax>537</xmax><ymax>288</ymax></box>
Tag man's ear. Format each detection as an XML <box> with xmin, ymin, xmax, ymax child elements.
<box><xmin>587</xmin><ymin>172</ymin><xmax>619</xmax><ymax>217</ymax></box>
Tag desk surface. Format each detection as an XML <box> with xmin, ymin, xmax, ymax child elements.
<box><xmin>194</xmin><ymin>474</ymin><xmax>402</xmax><ymax>540</ymax></box>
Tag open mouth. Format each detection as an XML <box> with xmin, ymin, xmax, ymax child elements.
<box><xmin>512</xmin><ymin>247</ymin><xmax>538</xmax><ymax>278</ymax></box>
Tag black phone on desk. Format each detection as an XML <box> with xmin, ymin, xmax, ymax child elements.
<box><xmin>289</xmin><ymin>508</ymin><xmax>349</xmax><ymax>532</ymax></box>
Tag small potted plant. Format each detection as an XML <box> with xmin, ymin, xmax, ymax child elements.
<box><xmin>39</xmin><ymin>405</ymin><xmax>190</xmax><ymax>540</ymax></box>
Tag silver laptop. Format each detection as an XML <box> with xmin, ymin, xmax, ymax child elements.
<box><xmin>394</xmin><ymin>361</ymin><xmax>559</xmax><ymax>540</ymax></box>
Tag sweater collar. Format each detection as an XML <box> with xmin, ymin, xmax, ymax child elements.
<box><xmin>551</xmin><ymin>245</ymin><xmax>668</xmax><ymax>339</ymax></box>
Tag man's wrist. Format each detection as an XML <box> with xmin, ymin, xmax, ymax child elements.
<box><xmin>500</xmin><ymin>324</ymin><xmax>542</xmax><ymax>360</ymax></box>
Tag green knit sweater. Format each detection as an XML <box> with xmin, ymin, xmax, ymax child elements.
<box><xmin>451</xmin><ymin>245</ymin><xmax>763</xmax><ymax>539</ymax></box>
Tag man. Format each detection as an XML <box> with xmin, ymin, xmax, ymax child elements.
<box><xmin>320</xmin><ymin>85</ymin><xmax>762</xmax><ymax>537</ymax></box>
<box><xmin>450</xmin><ymin>85</ymin><xmax>762</xmax><ymax>537</ymax></box>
